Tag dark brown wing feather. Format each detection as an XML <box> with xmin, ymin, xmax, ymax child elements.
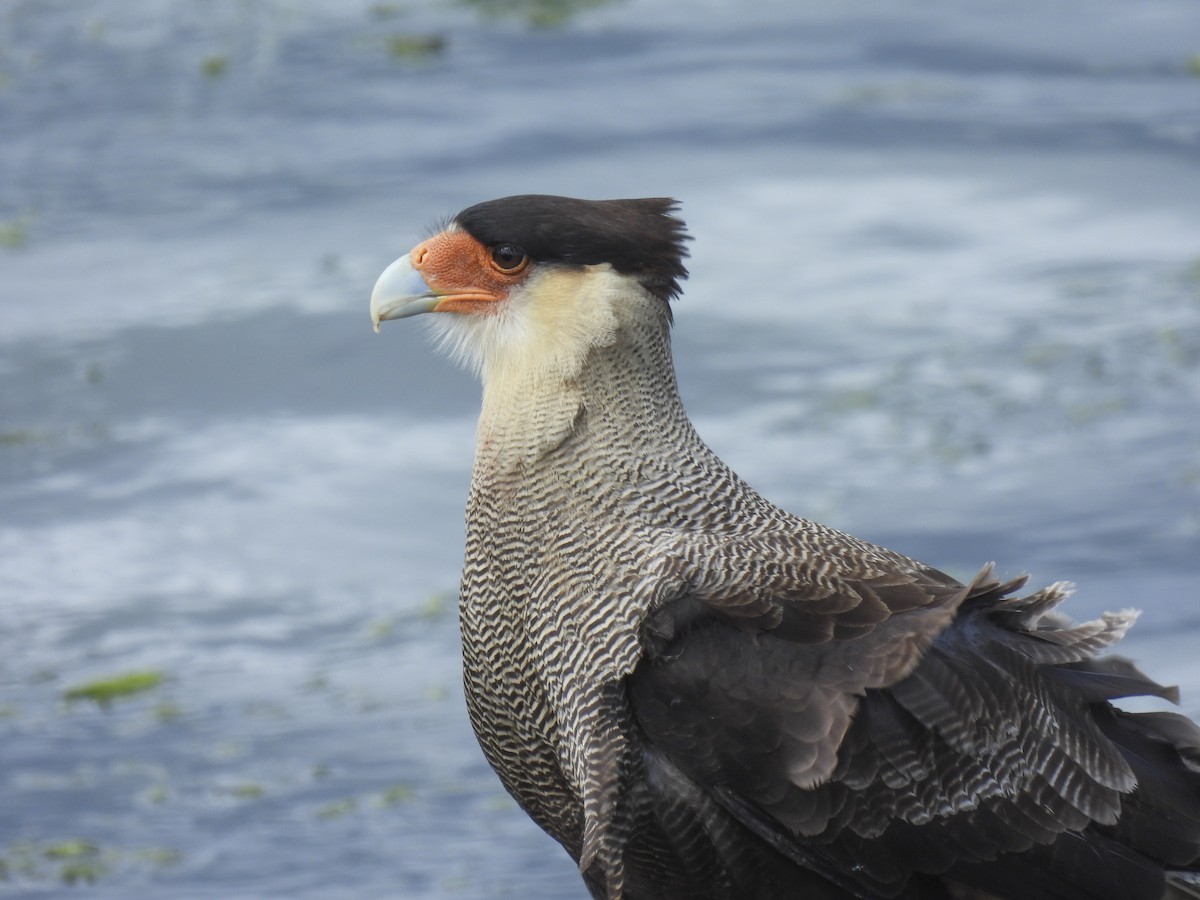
<box><xmin>629</xmin><ymin>564</ymin><xmax>1200</xmax><ymax>899</ymax></box>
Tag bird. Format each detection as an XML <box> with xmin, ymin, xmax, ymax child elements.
<box><xmin>370</xmin><ymin>194</ymin><xmax>1200</xmax><ymax>900</ymax></box>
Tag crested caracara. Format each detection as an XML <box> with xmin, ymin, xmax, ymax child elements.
<box><xmin>370</xmin><ymin>194</ymin><xmax>1200</xmax><ymax>900</ymax></box>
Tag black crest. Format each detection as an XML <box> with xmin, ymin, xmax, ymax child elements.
<box><xmin>454</xmin><ymin>195</ymin><xmax>691</xmax><ymax>302</ymax></box>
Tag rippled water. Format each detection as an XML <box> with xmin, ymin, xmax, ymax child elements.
<box><xmin>2</xmin><ymin>0</ymin><xmax>1199</xmax><ymax>896</ymax></box>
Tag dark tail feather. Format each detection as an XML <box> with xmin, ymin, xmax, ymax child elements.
<box><xmin>1091</xmin><ymin>705</ymin><xmax>1200</xmax><ymax>868</ymax></box>
<box><xmin>1041</xmin><ymin>652</ymin><xmax>1200</xmax><ymax>875</ymax></box>
<box><xmin>952</xmin><ymin>829</ymin><xmax>1167</xmax><ymax>900</ymax></box>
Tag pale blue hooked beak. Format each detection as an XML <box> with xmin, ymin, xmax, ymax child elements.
<box><xmin>370</xmin><ymin>254</ymin><xmax>442</xmax><ymax>332</ymax></box>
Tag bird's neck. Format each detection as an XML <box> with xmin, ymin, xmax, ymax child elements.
<box><xmin>473</xmin><ymin>300</ymin><xmax>691</xmax><ymax>477</ymax></box>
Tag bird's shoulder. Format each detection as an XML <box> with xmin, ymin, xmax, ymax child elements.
<box><xmin>635</xmin><ymin>516</ymin><xmax>974</xmax><ymax>677</ymax></box>
<box><xmin>629</xmin><ymin>519</ymin><xmax>1006</xmax><ymax>785</ymax></box>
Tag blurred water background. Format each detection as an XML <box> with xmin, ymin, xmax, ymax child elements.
<box><xmin>2</xmin><ymin>0</ymin><xmax>1199</xmax><ymax>896</ymax></box>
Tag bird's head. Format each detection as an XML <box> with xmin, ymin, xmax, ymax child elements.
<box><xmin>370</xmin><ymin>195</ymin><xmax>690</xmax><ymax>385</ymax></box>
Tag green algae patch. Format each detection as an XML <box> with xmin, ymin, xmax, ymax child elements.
<box><xmin>385</xmin><ymin>33</ymin><xmax>445</xmax><ymax>60</ymax></box>
<box><xmin>367</xmin><ymin>617</ymin><xmax>397</xmax><ymax>640</ymax></box>
<box><xmin>420</xmin><ymin>590</ymin><xmax>454</xmax><ymax>619</ymax></box>
<box><xmin>0</xmin><ymin>839</ymin><xmax>181</xmax><ymax>886</ymax></box>
<box><xmin>43</xmin><ymin>840</ymin><xmax>98</xmax><ymax>860</ymax></box>
<box><xmin>0</xmin><ymin>214</ymin><xmax>31</xmax><ymax>249</ymax></box>
<box><xmin>0</xmin><ymin>427</ymin><xmax>53</xmax><ymax>447</ymax></box>
<box><xmin>64</xmin><ymin>671</ymin><xmax>165</xmax><ymax>707</ymax></box>
<box><xmin>153</xmin><ymin>700</ymin><xmax>182</xmax><ymax>722</ymax></box>
<box><xmin>43</xmin><ymin>841</ymin><xmax>106</xmax><ymax>885</ymax></box>
<box><xmin>227</xmin><ymin>783</ymin><xmax>266</xmax><ymax>800</ymax></box>
<box><xmin>369</xmin><ymin>2</ymin><xmax>406</xmax><ymax>17</ymax></box>
<box><xmin>59</xmin><ymin>859</ymin><xmax>107</xmax><ymax>885</ymax></box>
<box><xmin>377</xmin><ymin>784</ymin><xmax>414</xmax><ymax>807</ymax></box>
<box><xmin>460</xmin><ymin>0</ymin><xmax>615</xmax><ymax>27</ymax></box>
<box><xmin>200</xmin><ymin>54</ymin><xmax>229</xmax><ymax>78</ymax></box>
<box><xmin>316</xmin><ymin>798</ymin><xmax>357</xmax><ymax>820</ymax></box>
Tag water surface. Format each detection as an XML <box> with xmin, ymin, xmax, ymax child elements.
<box><xmin>2</xmin><ymin>0</ymin><xmax>1199</xmax><ymax>896</ymax></box>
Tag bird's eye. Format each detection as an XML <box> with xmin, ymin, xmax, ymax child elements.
<box><xmin>489</xmin><ymin>243</ymin><xmax>528</xmax><ymax>273</ymax></box>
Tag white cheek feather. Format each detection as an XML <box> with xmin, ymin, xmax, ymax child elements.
<box><xmin>428</xmin><ymin>264</ymin><xmax>634</xmax><ymax>393</ymax></box>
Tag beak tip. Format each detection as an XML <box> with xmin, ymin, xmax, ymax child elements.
<box><xmin>370</xmin><ymin>252</ymin><xmax>439</xmax><ymax>328</ymax></box>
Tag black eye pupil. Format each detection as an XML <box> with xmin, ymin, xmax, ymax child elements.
<box><xmin>491</xmin><ymin>244</ymin><xmax>525</xmax><ymax>270</ymax></box>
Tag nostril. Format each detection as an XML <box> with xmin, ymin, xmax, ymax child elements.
<box><xmin>413</xmin><ymin>246</ymin><xmax>428</xmax><ymax>265</ymax></box>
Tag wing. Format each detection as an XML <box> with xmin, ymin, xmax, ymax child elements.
<box><xmin>628</xmin><ymin>545</ymin><xmax>1200</xmax><ymax>899</ymax></box>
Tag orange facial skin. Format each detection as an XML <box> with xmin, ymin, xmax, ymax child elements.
<box><xmin>411</xmin><ymin>230</ymin><xmax>531</xmax><ymax>315</ymax></box>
